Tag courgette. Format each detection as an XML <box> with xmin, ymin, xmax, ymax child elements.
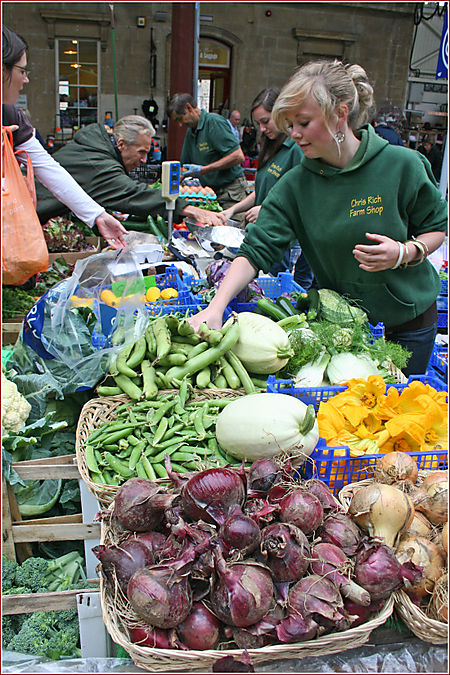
<box><xmin>256</xmin><ymin>297</ymin><xmax>290</xmax><ymax>321</ymax></box>
<box><xmin>306</xmin><ymin>288</ymin><xmax>321</xmax><ymax>320</ymax></box>
<box><xmin>295</xmin><ymin>292</ymin><xmax>310</xmax><ymax>313</ymax></box>
<box><xmin>275</xmin><ymin>296</ymin><xmax>297</xmax><ymax>316</ymax></box>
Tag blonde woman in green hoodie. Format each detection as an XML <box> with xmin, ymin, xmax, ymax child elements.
<box><xmin>189</xmin><ymin>60</ymin><xmax>447</xmax><ymax>376</ymax></box>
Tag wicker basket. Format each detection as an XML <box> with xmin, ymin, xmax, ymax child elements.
<box><xmin>98</xmin><ymin>508</ymin><xmax>394</xmax><ymax>672</ymax></box>
<box><xmin>75</xmin><ymin>390</ymin><xmax>246</xmax><ymax>506</ymax></box>
<box><xmin>337</xmin><ymin>470</ymin><xmax>434</xmax><ymax>511</ymax></box>
<box><xmin>393</xmin><ymin>589</ymin><xmax>447</xmax><ymax>644</ymax></box>
<box><xmin>337</xmin><ymin>474</ymin><xmax>448</xmax><ymax>645</ymax></box>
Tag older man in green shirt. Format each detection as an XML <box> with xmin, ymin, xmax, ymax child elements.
<box><xmin>168</xmin><ymin>94</ymin><xmax>250</xmax><ymax>216</ymax></box>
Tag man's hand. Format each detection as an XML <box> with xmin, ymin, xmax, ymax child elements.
<box><xmin>95</xmin><ymin>212</ymin><xmax>128</xmax><ymax>249</ymax></box>
<box><xmin>183</xmin><ymin>163</ymin><xmax>202</xmax><ymax>178</ymax></box>
<box><xmin>182</xmin><ymin>205</ymin><xmax>224</xmax><ymax>226</ymax></box>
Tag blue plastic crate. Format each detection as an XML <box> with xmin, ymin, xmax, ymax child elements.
<box><xmin>266</xmin><ymin>374</ymin><xmax>448</xmax><ymax>493</ymax></box>
<box><xmin>369</xmin><ymin>322</ymin><xmax>385</xmax><ymax>341</ymax></box>
<box><xmin>441</xmin><ymin>278</ymin><xmax>448</xmax><ymax>296</ymax></box>
<box><xmin>437</xmin><ymin>311</ymin><xmax>448</xmax><ymax>328</ymax></box>
<box><xmin>428</xmin><ymin>343</ymin><xmax>448</xmax><ymax>382</ymax></box>
<box><xmin>300</xmin><ymin>440</ymin><xmax>448</xmax><ymax>493</ymax></box>
<box><xmin>230</xmin><ymin>272</ymin><xmax>305</xmax><ymax>313</ymax></box>
<box><xmin>437</xmin><ymin>295</ymin><xmax>448</xmax><ymax>312</ymax></box>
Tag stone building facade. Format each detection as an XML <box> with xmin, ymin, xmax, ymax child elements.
<box><xmin>3</xmin><ymin>2</ymin><xmax>416</xmax><ymax>147</ymax></box>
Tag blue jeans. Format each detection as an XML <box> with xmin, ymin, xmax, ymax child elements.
<box><xmin>386</xmin><ymin>322</ymin><xmax>437</xmax><ymax>377</ymax></box>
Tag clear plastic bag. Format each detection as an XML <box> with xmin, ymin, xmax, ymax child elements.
<box><xmin>8</xmin><ymin>239</ymin><xmax>151</xmax><ymax>413</ymax></box>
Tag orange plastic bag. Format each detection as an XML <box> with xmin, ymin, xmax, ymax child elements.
<box><xmin>1</xmin><ymin>125</ymin><xmax>49</xmax><ymax>285</ymax></box>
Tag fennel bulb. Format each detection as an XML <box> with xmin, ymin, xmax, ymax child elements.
<box><xmin>293</xmin><ymin>349</ymin><xmax>331</xmax><ymax>388</ymax></box>
<box><xmin>326</xmin><ymin>352</ymin><xmax>379</xmax><ymax>385</ymax></box>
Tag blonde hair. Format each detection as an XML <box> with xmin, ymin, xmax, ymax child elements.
<box><xmin>113</xmin><ymin>115</ymin><xmax>155</xmax><ymax>145</ymax></box>
<box><xmin>272</xmin><ymin>60</ymin><xmax>374</xmax><ymax>135</ymax></box>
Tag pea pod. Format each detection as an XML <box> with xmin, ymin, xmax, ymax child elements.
<box><xmin>129</xmin><ymin>440</ymin><xmax>146</xmax><ymax>470</ymax></box>
<box><xmin>152</xmin><ymin>317</ymin><xmax>172</xmax><ymax>360</ymax></box>
<box><xmin>218</xmin><ymin>356</ymin><xmax>240</xmax><ymax>389</ymax></box>
<box><xmin>156</xmin><ymin>353</ymin><xmax>187</xmax><ymax>367</ymax></box>
<box><xmin>178</xmin><ymin>318</ymin><xmax>195</xmax><ymax>337</ymax></box>
<box><xmin>153</xmin><ymin>462</ymin><xmax>169</xmax><ymax>479</ymax></box>
<box><xmin>97</xmin><ymin>385</ymin><xmax>123</xmax><ymax>397</ymax></box>
<box><xmin>126</xmin><ymin>336</ymin><xmax>147</xmax><ymax>369</ymax></box>
<box><xmin>141</xmin><ymin>454</ymin><xmax>157</xmax><ymax>480</ymax></box>
<box><xmin>196</xmin><ymin>366</ymin><xmax>211</xmax><ymax>389</ymax></box>
<box><xmin>117</xmin><ymin>344</ymin><xmax>138</xmax><ymax>377</ymax></box>
<box><xmin>141</xmin><ymin>360</ymin><xmax>158</xmax><ymax>399</ymax></box>
<box><xmin>145</xmin><ymin>328</ymin><xmax>157</xmax><ymax>359</ymax></box>
<box><xmin>151</xmin><ymin>417</ymin><xmax>169</xmax><ymax>447</ymax></box>
<box><xmin>113</xmin><ymin>374</ymin><xmax>143</xmax><ymax>400</ymax></box>
<box><xmin>104</xmin><ymin>452</ymin><xmax>135</xmax><ymax>478</ymax></box>
<box><xmin>224</xmin><ymin>351</ymin><xmax>255</xmax><ymax>395</ymax></box>
<box><xmin>165</xmin><ymin>320</ymin><xmax>240</xmax><ymax>384</ymax></box>
<box><xmin>85</xmin><ymin>445</ymin><xmax>99</xmax><ymax>473</ymax></box>
<box><xmin>135</xmin><ymin>460</ymin><xmax>148</xmax><ymax>479</ymax></box>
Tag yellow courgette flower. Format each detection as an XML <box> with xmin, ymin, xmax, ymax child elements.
<box><xmin>320</xmin><ymin>375</ymin><xmax>387</xmax><ymax>429</ymax></box>
<box><xmin>326</xmin><ymin>430</ymin><xmax>381</xmax><ymax>456</ymax></box>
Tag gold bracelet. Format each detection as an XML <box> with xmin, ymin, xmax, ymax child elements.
<box><xmin>407</xmin><ymin>238</ymin><xmax>428</xmax><ymax>267</ymax></box>
<box><xmin>400</xmin><ymin>242</ymin><xmax>410</xmax><ymax>269</ymax></box>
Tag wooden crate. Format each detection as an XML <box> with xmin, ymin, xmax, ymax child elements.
<box><xmin>2</xmin><ymin>454</ymin><xmax>101</xmax><ymax>563</ymax></box>
<box><xmin>47</xmin><ymin>236</ymin><xmax>101</xmax><ymax>266</ymax></box>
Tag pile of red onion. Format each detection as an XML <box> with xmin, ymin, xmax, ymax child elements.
<box><xmin>95</xmin><ymin>461</ymin><xmax>422</xmax><ymax>652</ymax></box>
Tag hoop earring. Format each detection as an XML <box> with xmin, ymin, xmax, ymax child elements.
<box><xmin>334</xmin><ymin>129</ymin><xmax>345</xmax><ymax>144</ymax></box>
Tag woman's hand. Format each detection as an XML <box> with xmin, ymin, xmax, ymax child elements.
<box><xmin>183</xmin><ymin>205</ymin><xmax>224</xmax><ymax>226</ymax></box>
<box><xmin>188</xmin><ymin>306</ymin><xmax>224</xmax><ymax>332</ymax></box>
<box><xmin>95</xmin><ymin>212</ymin><xmax>128</xmax><ymax>249</ymax></box>
<box><xmin>244</xmin><ymin>205</ymin><xmax>261</xmax><ymax>224</ymax></box>
<box><xmin>353</xmin><ymin>232</ymin><xmax>401</xmax><ymax>271</ymax></box>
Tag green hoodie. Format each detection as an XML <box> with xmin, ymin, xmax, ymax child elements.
<box><xmin>239</xmin><ymin>125</ymin><xmax>448</xmax><ymax>328</ymax></box>
<box><xmin>36</xmin><ymin>123</ymin><xmax>187</xmax><ymax>224</ymax></box>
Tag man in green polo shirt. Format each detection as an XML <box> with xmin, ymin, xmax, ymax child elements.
<box><xmin>168</xmin><ymin>93</ymin><xmax>250</xmax><ymax>218</ymax></box>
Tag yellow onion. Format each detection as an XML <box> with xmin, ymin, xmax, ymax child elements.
<box><xmin>374</xmin><ymin>452</ymin><xmax>418</xmax><ymax>485</ymax></box>
<box><xmin>348</xmin><ymin>482</ymin><xmax>414</xmax><ymax>548</ymax></box>
<box><xmin>416</xmin><ymin>471</ymin><xmax>448</xmax><ymax>526</ymax></box>
<box><xmin>399</xmin><ymin>511</ymin><xmax>433</xmax><ymax>542</ymax></box>
<box><xmin>442</xmin><ymin>522</ymin><xmax>448</xmax><ymax>555</ymax></box>
<box><xmin>395</xmin><ymin>536</ymin><xmax>446</xmax><ymax>601</ymax></box>
<box><xmin>430</xmin><ymin>573</ymin><xmax>448</xmax><ymax>623</ymax></box>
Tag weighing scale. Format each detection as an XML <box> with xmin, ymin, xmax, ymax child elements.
<box><xmin>161</xmin><ymin>160</ymin><xmax>180</xmax><ymax>239</ymax></box>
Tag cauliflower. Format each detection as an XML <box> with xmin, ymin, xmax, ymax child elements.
<box><xmin>1</xmin><ymin>372</ymin><xmax>31</xmax><ymax>433</ymax></box>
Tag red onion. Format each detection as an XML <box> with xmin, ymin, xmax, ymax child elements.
<box><xmin>212</xmin><ymin>651</ymin><xmax>255</xmax><ymax>673</ymax></box>
<box><xmin>92</xmin><ymin>539</ymin><xmax>154</xmax><ymax>591</ymax></box>
<box><xmin>129</xmin><ymin>625</ymin><xmax>179</xmax><ymax>649</ymax></box>
<box><xmin>318</xmin><ymin>511</ymin><xmax>362</xmax><ymax>556</ymax></box>
<box><xmin>113</xmin><ymin>478</ymin><xmax>177</xmax><ymax>532</ymax></box>
<box><xmin>244</xmin><ymin>497</ymin><xmax>278</xmax><ymax>527</ymax></box>
<box><xmin>131</xmin><ymin>531</ymin><xmax>167</xmax><ymax>563</ymax></box>
<box><xmin>287</xmin><ymin>574</ymin><xmax>349</xmax><ymax>630</ymax></box>
<box><xmin>276</xmin><ymin>612</ymin><xmax>319</xmax><ymax>644</ymax></box>
<box><xmin>210</xmin><ymin>548</ymin><xmax>274</xmax><ymax>627</ymax></box>
<box><xmin>354</xmin><ymin>539</ymin><xmax>423</xmax><ymax>601</ymax></box>
<box><xmin>279</xmin><ymin>490</ymin><xmax>324</xmax><ymax>534</ymax></box>
<box><xmin>261</xmin><ymin>522</ymin><xmax>310</xmax><ymax>582</ymax></box>
<box><xmin>248</xmin><ymin>458</ymin><xmax>281</xmax><ymax>493</ymax></box>
<box><xmin>343</xmin><ymin>598</ymin><xmax>385</xmax><ymax>627</ymax></box>
<box><xmin>310</xmin><ymin>542</ymin><xmax>371</xmax><ymax>606</ymax></box>
<box><xmin>176</xmin><ymin>602</ymin><xmax>221</xmax><ymax>650</ymax></box>
<box><xmin>231</xmin><ymin>604</ymin><xmax>284</xmax><ymax>649</ymax></box>
<box><xmin>219</xmin><ymin>505</ymin><xmax>261</xmax><ymax>556</ymax></box>
<box><xmin>305</xmin><ymin>479</ymin><xmax>340</xmax><ymax>511</ymax></box>
<box><xmin>127</xmin><ymin>564</ymin><xmax>192</xmax><ymax>629</ymax></box>
<box><xmin>182</xmin><ymin>467</ymin><xmax>246</xmax><ymax>525</ymax></box>
<box><xmin>160</xmin><ymin>512</ymin><xmax>215</xmax><ymax>578</ymax></box>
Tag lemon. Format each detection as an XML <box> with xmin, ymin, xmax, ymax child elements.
<box><xmin>100</xmin><ymin>289</ymin><xmax>121</xmax><ymax>307</ymax></box>
<box><xmin>70</xmin><ymin>295</ymin><xmax>94</xmax><ymax>307</ymax></box>
<box><xmin>160</xmin><ymin>287</ymin><xmax>178</xmax><ymax>300</ymax></box>
<box><xmin>145</xmin><ymin>286</ymin><xmax>161</xmax><ymax>302</ymax></box>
